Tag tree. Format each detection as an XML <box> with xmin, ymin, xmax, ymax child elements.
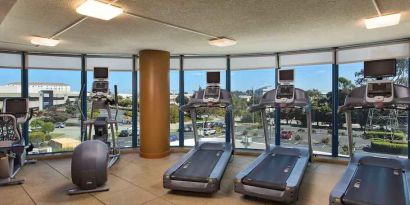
<box><xmin>41</xmin><ymin>122</ymin><xmax>55</xmax><ymax>134</ymax></box>
<box><xmin>49</xmin><ymin>112</ymin><xmax>68</xmax><ymax>123</ymax></box>
<box><xmin>118</xmin><ymin>97</ymin><xmax>132</xmax><ymax>108</ymax></box>
<box><xmin>170</xmin><ymin>105</ymin><xmax>179</xmax><ymax>123</ymax></box>
<box><xmin>124</xmin><ymin>110</ymin><xmax>132</xmax><ymax>118</ymax></box>
<box><xmin>30</xmin><ymin>119</ymin><xmax>45</xmax><ymax>130</ymax></box>
<box><xmin>30</xmin><ymin>131</ymin><xmax>46</xmax><ymax>145</ymax></box>
<box><xmin>64</xmin><ymin>99</ymin><xmax>77</xmax><ymax>116</ymax></box>
<box><xmin>307</xmin><ymin>89</ymin><xmax>331</xmax><ymax>126</ymax></box>
<box><xmin>175</xmin><ymin>94</ymin><xmax>189</xmax><ymax>105</ymax></box>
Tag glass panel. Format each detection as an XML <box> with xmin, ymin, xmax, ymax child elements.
<box><xmin>86</xmin><ymin>71</ymin><xmax>133</xmax><ymax>148</ymax></box>
<box><xmin>28</xmin><ymin>69</ymin><xmax>81</xmax><ymax>153</ymax></box>
<box><xmin>0</xmin><ymin>68</ymin><xmax>21</xmax><ymax>111</ymax></box>
<box><xmin>86</xmin><ymin>57</ymin><xmax>132</xmax><ymax>71</ymax></box>
<box><xmin>170</xmin><ymin>70</ymin><xmax>179</xmax><ymax>146</ymax></box>
<box><xmin>231</xmin><ymin>69</ymin><xmax>275</xmax><ymax>149</ymax></box>
<box><xmin>0</xmin><ymin>53</ymin><xmax>21</xmax><ymax>68</ymax></box>
<box><xmin>184</xmin><ymin>57</ymin><xmax>226</xmax><ymax>70</ymax></box>
<box><xmin>338</xmin><ymin>59</ymin><xmax>409</xmax><ymax>156</ymax></box>
<box><xmin>281</xmin><ymin>64</ymin><xmax>333</xmax><ymax>154</ymax></box>
<box><xmin>184</xmin><ymin>70</ymin><xmax>226</xmax><ymax>146</ymax></box>
<box><xmin>28</xmin><ymin>55</ymin><xmax>81</xmax><ymax>70</ymax></box>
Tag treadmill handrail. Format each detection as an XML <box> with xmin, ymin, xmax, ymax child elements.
<box><xmin>249</xmin><ymin>87</ymin><xmax>313</xmax><ymax>158</ymax></box>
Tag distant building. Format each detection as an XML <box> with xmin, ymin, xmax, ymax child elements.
<box><xmin>238</xmin><ymin>95</ymin><xmax>252</xmax><ymax>102</ymax></box>
<box><xmin>49</xmin><ymin>138</ymin><xmax>81</xmax><ymax>150</ymax></box>
<box><xmin>0</xmin><ymin>82</ymin><xmax>78</xmax><ymax>110</ymax></box>
<box><xmin>170</xmin><ymin>93</ymin><xmax>192</xmax><ymax>105</ymax></box>
<box><xmin>0</xmin><ymin>82</ymin><xmax>71</xmax><ymax>94</ymax></box>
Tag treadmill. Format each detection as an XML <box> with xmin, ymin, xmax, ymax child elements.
<box><xmin>234</xmin><ymin>69</ymin><xmax>313</xmax><ymax>203</ymax></box>
<box><xmin>330</xmin><ymin>59</ymin><xmax>410</xmax><ymax>205</ymax></box>
<box><xmin>163</xmin><ymin>72</ymin><xmax>234</xmax><ymax>193</ymax></box>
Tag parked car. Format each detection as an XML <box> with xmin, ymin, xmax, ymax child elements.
<box><xmin>54</xmin><ymin>122</ymin><xmax>65</xmax><ymax>128</ymax></box>
<box><xmin>169</xmin><ymin>135</ymin><xmax>178</xmax><ymax>142</ymax></box>
<box><xmin>204</xmin><ymin>128</ymin><xmax>216</xmax><ymax>136</ymax></box>
<box><xmin>119</xmin><ymin>129</ymin><xmax>130</xmax><ymax>137</ymax></box>
<box><xmin>281</xmin><ymin>131</ymin><xmax>293</xmax><ymax>140</ymax></box>
<box><xmin>184</xmin><ymin>125</ymin><xmax>193</xmax><ymax>132</ymax></box>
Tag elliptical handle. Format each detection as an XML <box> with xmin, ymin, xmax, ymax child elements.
<box><xmin>114</xmin><ymin>85</ymin><xmax>119</xmax><ymax>120</ymax></box>
<box><xmin>78</xmin><ymin>84</ymin><xmax>86</xmax><ymax>120</ymax></box>
<box><xmin>27</xmin><ymin>108</ymin><xmax>35</xmax><ymax>121</ymax></box>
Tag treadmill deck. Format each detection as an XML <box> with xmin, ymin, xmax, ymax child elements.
<box><xmin>171</xmin><ymin>149</ymin><xmax>223</xmax><ymax>183</ymax></box>
<box><xmin>242</xmin><ymin>153</ymin><xmax>299</xmax><ymax>190</ymax></box>
<box><xmin>342</xmin><ymin>164</ymin><xmax>406</xmax><ymax>205</ymax></box>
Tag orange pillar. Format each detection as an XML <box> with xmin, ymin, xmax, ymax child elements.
<box><xmin>139</xmin><ymin>50</ymin><xmax>170</xmax><ymax>158</ymax></box>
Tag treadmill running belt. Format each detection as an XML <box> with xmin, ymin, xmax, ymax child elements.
<box><xmin>242</xmin><ymin>154</ymin><xmax>298</xmax><ymax>190</ymax></box>
<box><xmin>343</xmin><ymin>164</ymin><xmax>406</xmax><ymax>205</ymax></box>
<box><xmin>171</xmin><ymin>149</ymin><xmax>223</xmax><ymax>183</ymax></box>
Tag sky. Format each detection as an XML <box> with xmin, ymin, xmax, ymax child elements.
<box><xmin>0</xmin><ymin>63</ymin><xmax>363</xmax><ymax>95</ymax></box>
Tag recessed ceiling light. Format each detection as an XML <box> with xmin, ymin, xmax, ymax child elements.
<box><xmin>30</xmin><ymin>37</ymin><xmax>60</xmax><ymax>47</ymax></box>
<box><xmin>76</xmin><ymin>0</ymin><xmax>123</xmax><ymax>20</ymax></box>
<box><xmin>208</xmin><ymin>37</ymin><xmax>237</xmax><ymax>47</ymax></box>
<box><xmin>365</xmin><ymin>13</ymin><xmax>401</xmax><ymax>29</ymax></box>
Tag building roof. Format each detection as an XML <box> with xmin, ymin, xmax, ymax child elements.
<box><xmin>7</xmin><ymin>82</ymin><xmax>69</xmax><ymax>86</ymax></box>
<box><xmin>50</xmin><ymin>137</ymin><xmax>80</xmax><ymax>144</ymax></box>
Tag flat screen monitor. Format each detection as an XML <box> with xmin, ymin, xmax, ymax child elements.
<box><xmin>279</xmin><ymin>69</ymin><xmax>294</xmax><ymax>83</ymax></box>
<box><xmin>94</xmin><ymin>67</ymin><xmax>109</xmax><ymax>79</ymax></box>
<box><xmin>5</xmin><ymin>99</ymin><xmax>27</xmax><ymax>114</ymax></box>
<box><xmin>207</xmin><ymin>72</ymin><xmax>220</xmax><ymax>84</ymax></box>
<box><xmin>364</xmin><ymin>59</ymin><xmax>396</xmax><ymax>78</ymax></box>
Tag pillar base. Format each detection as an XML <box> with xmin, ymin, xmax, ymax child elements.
<box><xmin>139</xmin><ymin>150</ymin><xmax>170</xmax><ymax>159</ymax></box>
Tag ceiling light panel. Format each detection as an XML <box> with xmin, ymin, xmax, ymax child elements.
<box><xmin>76</xmin><ymin>0</ymin><xmax>123</xmax><ymax>20</ymax></box>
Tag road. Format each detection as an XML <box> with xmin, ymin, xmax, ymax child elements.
<box><xmin>47</xmin><ymin>118</ymin><xmax>369</xmax><ymax>154</ymax></box>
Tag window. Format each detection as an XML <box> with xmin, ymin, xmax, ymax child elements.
<box><xmin>281</xmin><ymin>64</ymin><xmax>333</xmax><ymax>154</ymax></box>
<box><xmin>231</xmin><ymin>69</ymin><xmax>275</xmax><ymax>149</ymax></box>
<box><xmin>184</xmin><ymin>70</ymin><xmax>226</xmax><ymax>146</ymax></box>
<box><xmin>0</xmin><ymin>53</ymin><xmax>22</xmax><ymax>111</ymax></box>
<box><xmin>170</xmin><ymin>70</ymin><xmax>179</xmax><ymax>146</ymax></box>
<box><xmin>338</xmin><ymin>59</ymin><xmax>409</xmax><ymax>156</ymax></box>
<box><xmin>0</xmin><ymin>68</ymin><xmax>21</xmax><ymax>110</ymax></box>
<box><xmin>86</xmin><ymin>70</ymin><xmax>133</xmax><ymax>148</ymax></box>
<box><xmin>28</xmin><ymin>69</ymin><xmax>81</xmax><ymax>153</ymax></box>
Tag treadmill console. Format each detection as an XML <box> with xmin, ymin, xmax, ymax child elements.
<box><xmin>365</xmin><ymin>80</ymin><xmax>394</xmax><ymax>103</ymax></box>
<box><xmin>203</xmin><ymin>72</ymin><xmax>221</xmax><ymax>103</ymax></box>
<box><xmin>92</xmin><ymin>67</ymin><xmax>110</xmax><ymax>97</ymax></box>
<box><xmin>275</xmin><ymin>85</ymin><xmax>295</xmax><ymax>104</ymax></box>
<box><xmin>275</xmin><ymin>69</ymin><xmax>295</xmax><ymax>104</ymax></box>
<box><xmin>363</xmin><ymin>59</ymin><xmax>396</xmax><ymax>105</ymax></box>
<box><xmin>92</xmin><ymin>81</ymin><xmax>109</xmax><ymax>95</ymax></box>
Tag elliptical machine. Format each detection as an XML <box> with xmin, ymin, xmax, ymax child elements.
<box><xmin>0</xmin><ymin>98</ymin><xmax>35</xmax><ymax>186</ymax></box>
<box><xmin>68</xmin><ymin>67</ymin><xmax>120</xmax><ymax>195</ymax></box>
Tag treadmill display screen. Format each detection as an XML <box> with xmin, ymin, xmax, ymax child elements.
<box><xmin>94</xmin><ymin>67</ymin><xmax>109</xmax><ymax>79</ymax></box>
<box><xmin>367</xmin><ymin>82</ymin><xmax>392</xmax><ymax>98</ymax></box>
<box><xmin>364</xmin><ymin>59</ymin><xmax>396</xmax><ymax>78</ymax></box>
<box><xmin>276</xmin><ymin>85</ymin><xmax>294</xmax><ymax>99</ymax></box>
<box><xmin>279</xmin><ymin>70</ymin><xmax>294</xmax><ymax>83</ymax></box>
<box><xmin>207</xmin><ymin>72</ymin><xmax>220</xmax><ymax>84</ymax></box>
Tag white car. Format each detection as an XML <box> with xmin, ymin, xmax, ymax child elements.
<box><xmin>203</xmin><ymin>128</ymin><xmax>216</xmax><ymax>136</ymax></box>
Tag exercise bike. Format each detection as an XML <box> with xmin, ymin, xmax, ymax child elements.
<box><xmin>0</xmin><ymin>98</ymin><xmax>36</xmax><ymax>186</ymax></box>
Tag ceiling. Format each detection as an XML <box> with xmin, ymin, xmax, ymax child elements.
<box><xmin>0</xmin><ymin>0</ymin><xmax>409</xmax><ymax>55</ymax></box>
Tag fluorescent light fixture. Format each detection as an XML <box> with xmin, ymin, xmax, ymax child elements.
<box><xmin>365</xmin><ymin>13</ymin><xmax>401</xmax><ymax>29</ymax></box>
<box><xmin>30</xmin><ymin>37</ymin><xmax>60</xmax><ymax>47</ymax></box>
<box><xmin>76</xmin><ymin>0</ymin><xmax>123</xmax><ymax>20</ymax></box>
<box><xmin>208</xmin><ymin>37</ymin><xmax>237</xmax><ymax>47</ymax></box>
